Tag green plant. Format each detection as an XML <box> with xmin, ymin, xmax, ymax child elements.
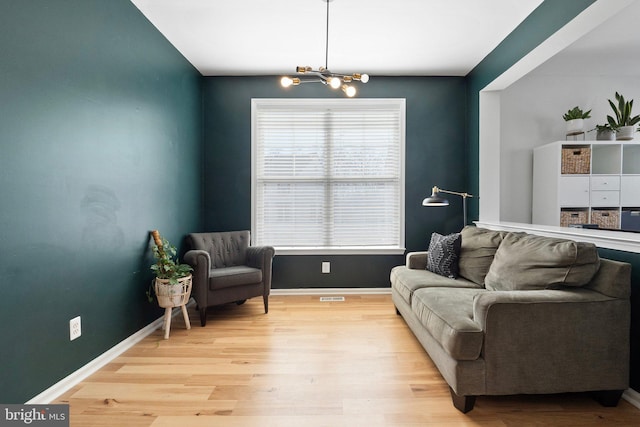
<box><xmin>589</xmin><ymin>123</ymin><xmax>616</xmax><ymax>133</ymax></box>
<box><xmin>147</xmin><ymin>230</ymin><xmax>192</xmax><ymax>303</ymax></box>
<box><xmin>562</xmin><ymin>106</ymin><xmax>591</xmax><ymax>121</ymax></box>
<box><xmin>607</xmin><ymin>91</ymin><xmax>640</xmax><ymax>128</ymax></box>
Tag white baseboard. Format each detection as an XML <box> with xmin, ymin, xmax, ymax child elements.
<box><xmin>623</xmin><ymin>388</ymin><xmax>640</xmax><ymax>410</ymax></box>
<box><xmin>26</xmin><ymin>304</ymin><xmax>192</xmax><ymax>404</ymax></box>
<box><xmin>271</xmin><ymin>287</ymin><xmax>391</xmax><ymax>296</ymax></box>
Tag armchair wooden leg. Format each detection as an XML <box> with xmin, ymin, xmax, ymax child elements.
<box><xmin>199</xmin><ymin>307</ymin><xmax>207</xmax><ymax>327</ymax></box>
<box><xmin>449</xmin><ymin>387</ymin><xmax>475</xmax><ymax>413</ymax></box>
<box><xmin>263</xmin><ymin>295</ymin><xmax>269</xmax><ymax>314</ymax></box>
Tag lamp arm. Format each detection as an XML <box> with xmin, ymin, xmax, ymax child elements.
<box><xmin>433</xmin><ymin>186</ymin><xmax>473</xmax><ymax>199</ymax></box>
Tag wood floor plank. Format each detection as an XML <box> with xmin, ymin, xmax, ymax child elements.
<box><xmin>55</xmin><ymin>294</ymin><xmax>640</xmax><ymax>426</ymax></box>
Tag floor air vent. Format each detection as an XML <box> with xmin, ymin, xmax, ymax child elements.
<box><xmin>320</xmin><ymin>296</ymin><xmax>345</xmax><ymax>302</ymax></box>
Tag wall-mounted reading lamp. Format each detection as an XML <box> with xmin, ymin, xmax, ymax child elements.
<box><xmin>422</xmin><ymin>186</ymin><xmax>474</xmax><ymax>227</ymax></box>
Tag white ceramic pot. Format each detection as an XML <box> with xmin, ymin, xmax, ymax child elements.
<box><xmin>596</xmin><ymin>129</ymin><xmax>616</xmax><ymax>141</ymax></box>
<box><xmin>616</xmin><ymin>125</ymin><xmax>636</xmax><ymax>141</ymax></box>
<box><xmin>566</xmin><ymin>119</ymin><xmax>584</xmax><ymax>135</ymax></box>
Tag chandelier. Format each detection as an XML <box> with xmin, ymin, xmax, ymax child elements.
<box><xmin>280</xmin><ymin>0</ymin><xmax>369</xmax><ymax>97</ymax></box>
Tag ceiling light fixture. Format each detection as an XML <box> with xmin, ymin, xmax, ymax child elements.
<box><xmin>280</xmin><ymin>0</ymin><xmax>369</xmax><ymax>97</ymax></box>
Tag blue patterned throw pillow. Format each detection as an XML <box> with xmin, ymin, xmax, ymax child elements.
<box><xmin>426</xmin><ymin>232</ymin><xmax>462</xmax><ymax>278</ymax></box>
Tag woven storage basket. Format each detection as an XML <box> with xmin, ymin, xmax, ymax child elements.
<box><xmin>154</xmin><ymin>275</ymin><xmax>192</xmax><ymax>308</ymax></box>
<box><xmin>561</xmin><ymin>146</ymin><xmax>591</xmax><ymax>174</ymax></box>
<box><xmin>560</xmin><ymin>209</ymin><xmax>588</xmax><ymax>227</ymax></box>
<box><xmin>591</xmin><ymin>209</ymin><xmax>620</xmax><ymax>229</ymax></box>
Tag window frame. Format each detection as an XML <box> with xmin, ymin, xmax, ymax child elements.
<box><xmin>251</xmin><ymin>98</ymin><xmax>406</xmax><ymax>255</ymax></box>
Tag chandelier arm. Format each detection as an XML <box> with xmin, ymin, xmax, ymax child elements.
<box><xmin>280</xmin><ymin>0</ymin><xmax>366</xmax><ymax>97</ymax></box>
<box><xmin>325</xmin><ymin>0</ymin><xmax>330</xmax><ymax>70</ymax></box>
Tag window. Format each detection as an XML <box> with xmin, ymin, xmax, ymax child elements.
<box><xmin>251</xmin><ymin>98</ymin><xmax>405</xmax><ymax>254</ymax></box>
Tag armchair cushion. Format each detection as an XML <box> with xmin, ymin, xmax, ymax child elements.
<box><xmin>187</xmin><ymin>231</ymin><xmax>250</xmax><ymax>268</ymax></box>
<box><xmin>209</xmin><ymin>266</ymin><xmax>263</xmax><ymax>290</ymax></box>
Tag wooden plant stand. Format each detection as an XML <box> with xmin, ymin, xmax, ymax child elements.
<box><xmin>154</xmin><ymin>275</ymin><xmax>192</xmax><ymax>339</ymax></box>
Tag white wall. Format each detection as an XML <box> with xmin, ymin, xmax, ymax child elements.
<box><xmin>498</xmin><ymin>1</ymin><xmax>640</xmax><ymax>223</ymax></box>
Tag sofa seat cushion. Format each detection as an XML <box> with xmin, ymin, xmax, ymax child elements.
<box><xmin>458</xmin><ymin>226</ymin><xmax>506</xmax><ymax>285</ymax></box>
<box><xmin>411</xmin><ymin>287</ymin><xmax>485</xmax><ymax>361</ymax></box>
<box><xmin>209</xmin><ymin>266</ymin><xmax>262</xmax><ymax>290</ymax></box>
<box><xmin>485</xmin><ymin>232</ymin><xmax>600</xmax><ymax>291</ymax></box>
<box><xmin>391</xmin><ymin>266</ymin><xmax>481</xmax><ymax>305</ymax></box>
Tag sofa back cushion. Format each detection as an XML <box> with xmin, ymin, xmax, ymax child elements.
<box><xmin>458</xmin><ymin>226</ymin><xmax>506</xmax><ymax>286</ymax></box>
<box><xmin>485</xmin><ymin>232</ymin><xmax>600</xmax><ymax>291</ymax></box>
<box><xmin>584</xmin><ymin>258</ymin><xmax>631</xmax><ymax>299</ymax></box>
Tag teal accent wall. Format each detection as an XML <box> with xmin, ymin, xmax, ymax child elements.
<box><xmin>598</xmin><ymin>249</ymin><xmax>640</xmax><ymax>390</ymax></box>
<box><xmin>203</xmin><ymin>76</ymin><xmax>467</xmax><ymax>288</ymax></box>
<box><xmin>465</xmin><ymin>0</ymin><xmax>639</xmax><ymax>391</ymax></box>
<box><xmin>0</xmin><ymin>0</ymin><xmax>202</xmax><ymax>402</ymax></box>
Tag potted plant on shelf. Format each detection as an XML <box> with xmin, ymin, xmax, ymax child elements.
<box><xmin>589</xmin><ymin>124</ymin><xmax>616</xmax><ymax>141</ymax></box>
<box><xmin>148</xmin><ymin>230</ymin><xmax>193</xmax><ymax>308</ymax></box>
<box><xmin>563</xmin><ymin>106</ymin><xmax>591</xmax><ymax>135</ymax></box>
<box><xmin>607</xmin><ymin>91</ymin><xmax>640</xmax><ymax>140</ymax></box>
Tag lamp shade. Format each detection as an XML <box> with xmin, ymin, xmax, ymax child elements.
<box><xmin>422</xmin><ymin>185</ymin><xmax>473</xmax><ymax>227</ymax></box>
<box><xmin>422</xmin><ymin>191</ymin><xmax>449</xmax><ymax>206</ymax></box>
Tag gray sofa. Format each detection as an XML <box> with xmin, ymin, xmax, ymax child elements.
<box><xmin>390</xmin><ymin>226</ymin><xmax>631</xmax><ymax>413</ymax></box>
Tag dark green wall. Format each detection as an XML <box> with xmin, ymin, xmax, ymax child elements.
<box><xmin>598</xmin><ymin>249</ymin><xmax>640</xmax><ymax>390</ymax></box>
<box><xmin>0</xmin><ymin>0</ymin><xmax>202</xmax><ymax>402</ymax></box>
<box><xmin>203</xmin><ymin>76</ymin><xmax>467</xmax><ymax>288</ymax></box>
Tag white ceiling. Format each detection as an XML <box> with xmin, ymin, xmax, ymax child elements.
<box><xmin>130</xmin><ymin>0</ymin><xmax>543</xmax><ymax>77</ymax></box>
<box><xmin>529</xmin><ymin>0</ymin><xmax>640</xmax><ymax>77</ymax></box>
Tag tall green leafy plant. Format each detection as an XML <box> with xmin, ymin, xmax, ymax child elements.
<box><xmin>150</xmin><ymin>230</ymin><xmax>192</xmax><ymax>283</ymax></box>
<box><xmin>607</xmin><ymin>91</ymin><xmax>640</xmax><ymax>128</ymax></box>
<box><xmin>147</xmin><ymin>230</ymin><xmax>192</xmax><ymax>303</ymax></box>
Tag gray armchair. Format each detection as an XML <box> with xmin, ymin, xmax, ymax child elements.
<box><xmin>184</xmin><ymin>231</ymin><xmax>275</xmax><ymax>326</ymax></box>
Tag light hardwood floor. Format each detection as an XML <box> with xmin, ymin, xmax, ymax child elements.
<box><xmin>56</xmin><ymin>295</ymin><xmax>640</xmax><ymax>426</ymax></box>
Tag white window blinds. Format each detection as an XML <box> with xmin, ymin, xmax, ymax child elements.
<box><xmin>251</xmin><ymin>99</ymin><xmax>405</xmax><ymax>253</ymax></box>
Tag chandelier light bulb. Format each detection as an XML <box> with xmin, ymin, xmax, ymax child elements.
<box><xmin>342</xmin><ymin>84</ymin><xmax>356</xmax><ymax>97</ymax></box>
<box><xmin>329</xmin><ymin>77</ymin><xmax>341</xmax><ymax>89</ymax></box>
<box><xmin>353</xmin><ymin>73</ymin><xmax>369</xmax><ymax>83</ymax></box>
<box><xmin>281</xmin><ymin>77</ymin><xmax>301</xmax><ymax>87</ymax></box>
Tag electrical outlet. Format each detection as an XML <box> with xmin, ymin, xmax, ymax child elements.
<box><xmin>70</xmin><ymin>316</ymin><xmax>81</xmax><ymax>341</ymax></box>
<box><xmin>322</xmin><ymin>261</ymin><xmax>330</xmax><ymax>273</ymax></box>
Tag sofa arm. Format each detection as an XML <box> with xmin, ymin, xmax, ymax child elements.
<box><xmin>472</xmin><ymin>289</ymin><xmax>617</xmax><ymax>329</ymax></box>
<box><xmin>472</xmin><ymin>289</ymin><xmax>630</xmax><ymax>393</ymax></box>
<box><xmin>184</xmin><ymin>249</ymin><xmax>211</xmax><ymax>305</ymax></box>
<box><xmin>406</xmin><ymin>251</ymin><xmax>428</xmax><ymax>270</ymax></box>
